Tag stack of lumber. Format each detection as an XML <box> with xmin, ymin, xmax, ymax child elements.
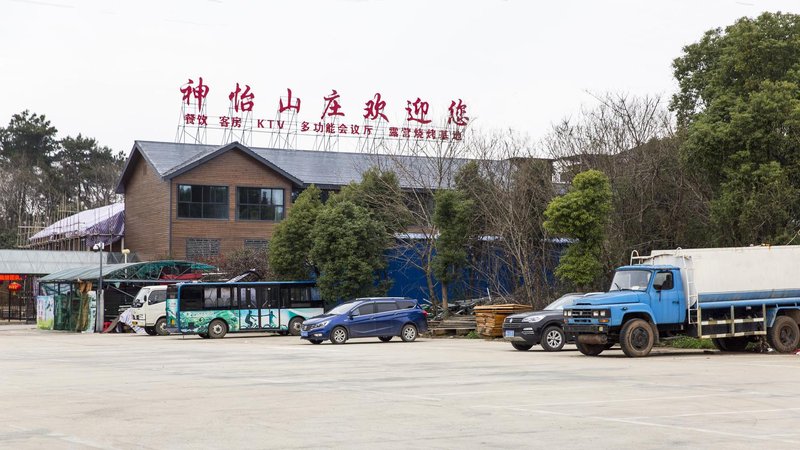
<box><xmin>429</xmin><ymin>316</ymin><xmax>477</xmax><ymax>336</ymax></box>
<box><xmin>474</xmin><ymin>304</ymin><xmax>533</xmax><ymax>337</ymax></box>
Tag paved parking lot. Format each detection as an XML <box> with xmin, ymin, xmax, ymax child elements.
<box><xmin>1</xmin><ymin>326</ymin><xmax>800</xmax><ymax>449</ymax></box>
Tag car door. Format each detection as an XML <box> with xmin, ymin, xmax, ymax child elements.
<box><xmin>348</xmin><ymin>302</ymin><xmax>375</xmax><ymax>337</ymax></box>
<box><xmin>372</xmin><ymin>301</ymin><xmax>399</xmax><ymax>336</ymax></box>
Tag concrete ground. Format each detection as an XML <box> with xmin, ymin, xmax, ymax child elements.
<box><xmin>1</xmin><ymin>326</ymin><xmax>799</xmax><ymax>449</ymax></box>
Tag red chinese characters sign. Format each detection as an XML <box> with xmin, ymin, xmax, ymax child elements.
<box><xmin>0</xmin><ymin>274</ymin><xmax>22</xmax><ymax>281</ymax></box>
<box><xmin>178</xmin><ymin>77</ymin><xmax>469</xmax><ymax>142</ymax></box>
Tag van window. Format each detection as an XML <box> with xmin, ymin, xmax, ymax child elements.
<box><xmin>397</xmin><ymin>299</ymin><xmax>416</xmax><ymax>309</ymax></box>
<box><xmin>148</xmin><ymin>290</ymin><xmax>167</xmax><ymax>304</ymax></box>
<box><xmin>354</xmin><ymin>303</ymin><xmax>374</xmax><ymax>316</ymax></box>
<box><xmin>375</xmin><ymin>302</ymin><xmax>397</xmax><ymax>313</ymax></box>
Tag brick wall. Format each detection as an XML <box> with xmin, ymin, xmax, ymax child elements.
<box><xmin>124</xmin><ymin>153</ymin><xmax>171</xmax><ymax>260</ymax></box>
<box><xmin>170</xmin><ymin>149</ymin><xmax>294</xmax><ymax>259</ymax></box>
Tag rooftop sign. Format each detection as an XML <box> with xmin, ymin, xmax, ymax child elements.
<box><xmin>177</xmin><ymin>77</ymin><xmax>469</xmax><ymax>147</ymax></box>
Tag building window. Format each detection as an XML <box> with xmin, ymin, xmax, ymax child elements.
<box><xmin>186</xmin><ymin>238</ymin><xmax>220</xmax><ymax>260</ymax></box>
<box><xmin>244</xmin><ymin>239</ymin><xmax>269</xmax><ymax>250</ymax></box>
<box><xmin>177</xmin><ymin>185</ymin><xmax>229</xmax><ymax>219</ymax></box>
<box><xmin>237</xmin><ymin>187</ymin><xmax>284</xmax><ymax>221</ymax></box>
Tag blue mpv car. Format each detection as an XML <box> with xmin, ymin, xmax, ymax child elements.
<box><xmin>300</xmin><ymin>297</ymin><xmax>429</xmax><ymax>344</ymax></box>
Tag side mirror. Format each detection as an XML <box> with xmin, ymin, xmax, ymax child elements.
<box><xmin>653</xmin><ymin>283</ymin><xmax>663</xmax><ymax>291</ymax></box>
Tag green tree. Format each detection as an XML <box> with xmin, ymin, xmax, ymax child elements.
<box><xmin>335</xmin><ymin>167</ymin><xmax>411</xmax><ymax>235</ymax></box>
<box><xmin>711</xmin><ymin>159</ymin><xmax>798</xmax><ymax>246</ymax></box>
<box><xmin>269</xmin><ymin>185</ymin><xmax>323</xmax><ymax>279</ymax></box>
<box><xmin>671</xmin><ymin>12</ymin><xmax>800</xmax><ymax>243</ymax></box>
<box><xmin>0</xmin><ymin>111</ymin><xmax>59</xmax><ymax>246</ymax></box>
<box><xmin>543</xmin><ymin>170</ymin><xmax>612</xmax><ymax>289</ymax></box>
<box><xmin>310</xmin><ymin>200</ymin><xmax>388</xmax><ymax>301</ymax></box>
<box><xmin>432</xmin><ymin>190</ymin><xmax>473</xmax><ymax>315</ymax></box>
<box><xmin>58</xmin><ymin>135</ymin><xmax>126</xmax><ymax>209</ymax></box>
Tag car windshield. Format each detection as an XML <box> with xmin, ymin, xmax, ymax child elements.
<box><xmin>544</xmin><ymin>295</ymin><xmax>580</xmax><ymax>310</ymax></box>
<box><xmin>609</xmin><ymin>270</ymin><xmax>651</xmax><ymax>292</ymax></box>
<box><xmin>326</xmin><ymin>302</ymin><xmax>359</xmax><ymax>315</ymax></box>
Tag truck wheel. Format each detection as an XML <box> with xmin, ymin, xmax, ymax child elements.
<box><xmin>620</xmin><ymin>319</ymin><xmax>654</xmax><ymax>357</ymax></box>
<box><xmin>155</xmin><ymin>317</ymin><xmax>169</xmax><ymax>336</ymax></box>
<box><xmin>512</xmin><ymin>342</ymin><xmax>533</xmax><ymax>351</ymax></box>
<box><xmin>207</xmin><ymin>319</ymin><xmax>228</xmax><ymax>339</ymax></box>
<box><xmin>144</xmin><ymin>326</ymin><xmax>157</xmax><ymax>336</ymax></box>
<box><xmin>711</xmin><ymin>338</ymin><xmax>728</xmax><ymax>351</ymax></box>
<box><xmin>768</xmin><ymin>316</ymin><xmax>800</xmax><ymax>353</ymax></box>
<box><xmin>718</xmin><ymin>336</ymin><xmax>749</xmax><ymax>352</ymax></box>
<box><xmin>540</xmin><ymin>326</ymin><xmax>566</xmax><ymax>352</ymax></box>
<box><xmin>576</xmin><ymin>342</ymin><xmax>605</xmax><ymax>356</ymax></box>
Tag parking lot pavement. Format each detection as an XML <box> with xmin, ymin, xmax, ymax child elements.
<box><xmin>1</xmin><ymin>328</ymin><xmax>800</xmax><ymax>449</ymax></box>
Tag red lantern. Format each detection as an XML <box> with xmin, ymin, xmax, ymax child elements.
<box><xmin>7</xmin><ymin>281</ymin><xmax>22</xmax><ymax>292</ymax></box>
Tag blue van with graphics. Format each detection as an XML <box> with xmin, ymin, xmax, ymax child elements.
<box><xmin>300</xmin><ymin>297</ymin><xmax>429</xmax><ymax>344</ymax></box>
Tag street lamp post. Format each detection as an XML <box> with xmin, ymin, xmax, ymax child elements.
<box><xmin>92</xmin><ymin>242</ymin><xmax>105</xmax><ymax>332</ymax></box>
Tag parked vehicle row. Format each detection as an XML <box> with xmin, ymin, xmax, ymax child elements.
<box><xmin>132</xmin><ymin>279</ymin><xmax>429</xmax><ymax>345</ymax></box>
<box><xmin>127</xmin><ymin>245</ymin><xmax>800</xmax><ymax>357</ymax></box>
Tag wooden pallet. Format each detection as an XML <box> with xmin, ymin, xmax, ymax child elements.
<box><xmin>474</xmin><ymin>304</ymin><xmax>533</xmax><ymax>337</ymax></box>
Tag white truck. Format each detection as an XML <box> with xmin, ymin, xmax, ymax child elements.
<box><xmin>130</xmin><ymin>285</ymin><xmax>169</xmax><ymax>335</ymax></box>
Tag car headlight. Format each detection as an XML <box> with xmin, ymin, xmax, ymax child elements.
<box><xmin>522</xmin><ymin>315</ymin><xmax>545</xmax><ymax>323</ymax></box>
<box><xmin>311</xmin><ymin>320</ymin><xmax>330</xmax><ymax>329</ymax></box>
<box><xmin>591</xmin><ymin>310</ymin><xmax>609</xmax><ymax>317</ymax></box>
<box><xmin>563</xmin><ymin>310</ymin><xmax>572</xmax><ymax>317</ymax></box>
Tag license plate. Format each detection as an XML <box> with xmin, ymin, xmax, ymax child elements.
<box><xmin>504</xmin><ymin>329</ymin><xmax>514</xmax><ymax>338</ymax></box>
<box><xmin>301</xmin><ymin>331</ymin><xmax>308</xmax><ymax>337</ymax></box>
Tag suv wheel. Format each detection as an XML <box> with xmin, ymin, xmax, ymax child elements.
<box><xmin>401</xmin><ymin>324</ymin><xmax>418</xmax><ymax>342</ymax></box>
<box><xmin>330</xmin><ymin>326</ymin><xmax>348</xmax><ymax>344</ymax></box>
<box><xmin>511</xmin><ymin>342</ymin><xmax>533</xmax><ymax>351</ymax></box>
<box><xmin>540</xmin><ymin>326</ymin><xmax>566</xmax><ymax>352</ymax></box>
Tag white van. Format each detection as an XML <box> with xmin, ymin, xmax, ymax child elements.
<box><xmin>130</xmin><ymin>285</ymin><xmax>169</xmax><ymax>335</ymax></box>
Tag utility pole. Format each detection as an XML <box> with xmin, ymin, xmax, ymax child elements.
<box><xmin>93</xmin><ymin>242</ymin><xmax>105</xmax><ymax>332</ymax></box>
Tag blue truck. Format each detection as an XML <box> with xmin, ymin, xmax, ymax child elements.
<box><xmin>563</xmin><ymin>246</ymin><xmax>800</xmax><ymax>357</ymax></box>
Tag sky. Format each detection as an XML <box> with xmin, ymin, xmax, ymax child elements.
<box><xmin>2</xmin><ymin>0</ymin><xmax>799</xmax><ymax>155</ymax></box>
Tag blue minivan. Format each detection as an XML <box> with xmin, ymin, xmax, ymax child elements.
<box><xmin>300</xmin><ymin>297</ymin><xmax>429</xmax><ymax>344</ymax></box>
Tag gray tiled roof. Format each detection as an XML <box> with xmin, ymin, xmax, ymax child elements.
<box><xmin>118</xmin><ymin>140</ymin><xmax>475</xmax><ymax>192</ymax></box>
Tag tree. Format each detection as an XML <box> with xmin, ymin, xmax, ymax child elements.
<box><xmin>310</xmin><ymin>200</ymin><xmax>388</xmax><ymax>301</ymax></box>
<box><xmin>213</xmin><ymin>247</ymin><xmax>274</xmax><ymax>280</ymax></box>
<box><xmin>269</xmin><ymin>185</ymin><xmax>323</xmax><ymax>279</ymax></box>
<box><xmin>57</xmin><ymin>135</ymin><xmax>126</xmax><ymax>210</ymax></box>
<box><xmin>336</xmin><ymin>167</ymin><xmax>411</xmax><ymax>236</ymax></box>
<box><xmin>456</xmin><ymin>135</ymin><xmax>559</xmax><ymax>307</ymax></box>
<box><xmin>0</xmin><ymin>111</ymin><xmax>59</xmax><ymax>246</ymax></box>
<box><xmin>543</xmin><ymin>93</ymin><xmax>710</xmax><ymax>277</ymax></box>
<box><xmin>671</xmin><ymin>12</ymin><xmax>800</xmax><ymax>243</ymax></box>
<box><xmin>710</xmin><ymin>159</ymin><xmax>797</xmax><ymax>246</ymax></box>
<box><xmin>431</xmin><ymin>190</ymin><xmax>473</xmax><ymax>315</ymax></box>
<box><xmin>543</xmin><ymin>170</ymin><xmax>612</xmax><ymax>290</ymax></box>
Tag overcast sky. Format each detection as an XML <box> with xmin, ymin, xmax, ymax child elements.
<box><xmin>2</xmin><ymin>0</ymin><xmax>799</xmax><ymax>155</ymax></box>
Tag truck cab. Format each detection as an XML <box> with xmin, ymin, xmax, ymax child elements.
<box><xmin>130</xmin><ymin>285</ymin><xmax>169</xmax><ymax>336</ymax></box>
<box><xmin>564</xmin><ymin>265</ymin><xmax>686</xmax><ymax>357</ymax></box>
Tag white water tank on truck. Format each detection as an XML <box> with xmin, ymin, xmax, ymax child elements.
<box><xmin>637</xmin><ymin>245</ymin><xmax>800</xmax><ymax>306</ymax></box>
